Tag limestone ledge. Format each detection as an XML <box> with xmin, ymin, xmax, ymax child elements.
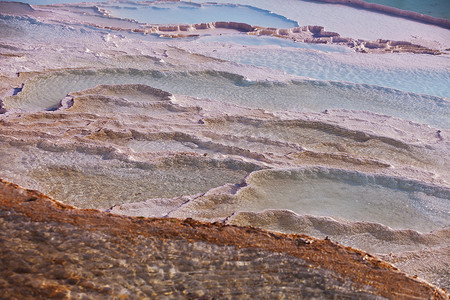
<box><xmin>113</xmin><ymin>22</ymin><xmax>441</xmax><ymax>55</ymax></box>
<box><xmin>0</xmin><ymin>1</ymin><xmax>441</xmax><ymax>55</ymax></box>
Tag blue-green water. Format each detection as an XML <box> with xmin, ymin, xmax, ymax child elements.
<box><xmin>364</xmin><ymin>0</ymin><xmax>450</xmax><ymax>19</ymax></box>
<box><xmin>102</xmin><ymin>2</ymin><xmax>299</xmax><ymax>28</ymax></box>
<box><xmin>2</xmin><ymin>0</ymin><xmax>448</xmax><ymax>20</ymax></box>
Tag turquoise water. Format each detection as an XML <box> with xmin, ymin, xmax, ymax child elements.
<box><xmin>102</xmin><ymin>2</ymin><xmax>299</xmax><ymax>28</ymax></box>
<box><xmin>364</xmin><ymin>0</ymin><xmax>450</xmax><ymax>19</ymax></box>
<box><xmin>3</xmin><ymin>0</ymin><xmax>448</xmax><ymax>21</ymax></box>
<box><xmin>197</xmin><ymin>35</ymin><xmax>352</xmax><ymax>53</ymax></box>
<box><xmin>204</xmin><ymin>47</ymin><xmax>450</xmax><ymax>99</ymax></box>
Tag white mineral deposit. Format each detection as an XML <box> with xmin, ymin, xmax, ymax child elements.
<box><xmin>0</xmin><ymin>0</ymin><xmax>449</xmax><ymax>294</ymax></box>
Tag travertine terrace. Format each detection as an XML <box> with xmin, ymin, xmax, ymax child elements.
<box><xmin>0</xmin><ymin>0</ymin><xmax>449</xmax><ymax>297</ymax></box>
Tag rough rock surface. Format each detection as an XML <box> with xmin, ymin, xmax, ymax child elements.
<box><xmin>0</xmin><ymin>179</ymin><xmax>447</xmax><ymax>299</ymax></box>
<box><xmin>133</xmin><ymin>21</ymin><xmax>442</xmax><ymax>54</ymax></box>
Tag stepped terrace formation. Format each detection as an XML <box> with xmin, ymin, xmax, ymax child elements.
<box><xmin>1</xmin><ymin>0</ymin><xmax>449</xmax><ymax>297</ymax></box>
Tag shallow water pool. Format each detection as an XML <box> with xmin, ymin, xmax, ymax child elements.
<box><xmin>204</xmin><ymin>47</ymin><xmax>450</xmax><ymax>99</ymax></box>
<box><xmin>102</xmin><ymin>2</ymin><xmax>299</xmax><ymax>28</ymax></box>
<box><xmin>234</xmin><ymin>168</ymin><xmax>450</xmax><ymax>232</ymax></box>
<box><xmin>197</xmin><ymin>34</ymin><xmax>352</xmax><ymax>53</ymax></box>
<box><xmin>5</xmin><ymin>69</ymin><xmax>449</xmax><ymax>128</ymax></box>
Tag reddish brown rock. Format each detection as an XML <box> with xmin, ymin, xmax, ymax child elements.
<box><xmin>277</xmin><ymin>29</ymin><xmax>290</xmax><ymax>36</ymax></box>
<box><xmin>316</xmin><ymin>30</ymin><xmax>340</xmax><ymax>38</ymax></box>
<box><xmin>331</xmin><ymin>36</ymin><xmax>351</xmax><ymax>43</ymax></box>
<box><xmin>307</xmin><ymin>25</ymin><xmax>324</xmax><ymax>34</ymax></box>
<box><xmin>158</xmin><ymin>25</ymin><xmax>179</xmax><ymax>32</ymax></box>
<box><xmin>214</xmin><ymin>21</ymin><xmax>254</xmax><ymax>32</ymax></box>
<box><xmin>0</xmin><ymin>178</ymin><xmax>447</xmax><ymax>299</ymax></box>
<box><xmin>194</xmin><ymin>23</ymin><xmax>210</xmax><ymax>30</ymax></box>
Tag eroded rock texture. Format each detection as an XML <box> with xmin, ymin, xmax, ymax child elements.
<box><xmin>0</xmin><ymin>179</ymin><xmax>447</xmax><ymax>299</ymax></box>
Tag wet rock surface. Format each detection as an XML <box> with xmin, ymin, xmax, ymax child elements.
<box><xmin>0</xmin><ymin>179</ymin><xmax>447</xmax><ymax>299</ymax></box>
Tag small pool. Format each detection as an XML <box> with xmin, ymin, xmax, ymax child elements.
<box><xmin>5</xmin><ymin>69</ymin><xmax>449</xmax><ymax>129</ymax></box>
<box><xmin>232</xmin><ymin>168</ymin><xmax>450</xmax><ymax>232</ymax></box>
<box><xmin>197</xmin><ymin>34</ymin><xmax>352</xmax><ymax>53</ymax></box>
<box><xmin>102</xmin><ymin>2</ymin><xmax>299</xmax><ymax>28</ymax></box>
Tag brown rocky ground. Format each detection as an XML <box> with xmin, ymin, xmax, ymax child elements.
<box><xmin>0</xmin><ymin>178</ymin><xmax>447</xmax><ymax>299</ymax></box>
